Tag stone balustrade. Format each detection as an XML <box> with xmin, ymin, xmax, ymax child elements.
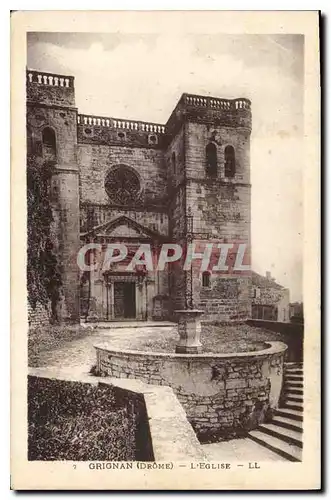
<box><xmin>26</xmin><ymin>70</ymin><xmax>74</xmax><ymax>88</ymax></box>
<box><xmin>165</xmin><ymin>93</ymin><xmax>252</xmax><ymax>135</ymax></box>
<box><xmin>78</xmin><ymin>114</ymin><xmax>166</xmax><ymax>134</ymax></box>
<box><xmin>26</xmin><ymin>68</ymin><xmax>250</xmax><ymax>135</ymax></box>
<box><xmin>183</xmin><ymin>93</ymin><xmax>251</xmax><ymax>110</ymax></box>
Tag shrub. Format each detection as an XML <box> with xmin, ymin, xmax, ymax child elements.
<box><xmin>28</xmin><ymin>376</ymin><xmax>137</xmax><ymax>461</ymax></box>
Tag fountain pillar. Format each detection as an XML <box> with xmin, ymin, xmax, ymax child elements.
<box><xmin>175</xmin><ymin>309</ymin><xmax>204</xmax><ymax>354</ymax></box>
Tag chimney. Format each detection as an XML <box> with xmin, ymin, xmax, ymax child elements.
<box><xmin>266</xmin><ymin>271</ymin><xmax>271</xmax><ymax>280</ymax></box>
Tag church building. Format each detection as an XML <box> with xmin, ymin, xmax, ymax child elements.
<box><xmin>26</xmin><ymin>69</ymin><xmax>252</xmax><ymax>324</ymax></box>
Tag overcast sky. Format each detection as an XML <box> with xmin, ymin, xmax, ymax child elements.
<box><xmin>27</xmin><ymin>32</ymin><xmax>304</xmax><ymax>301</ymax></box>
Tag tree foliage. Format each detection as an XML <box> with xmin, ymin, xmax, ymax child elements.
<box><xmin>27</xmin><ymin>155</ymin><xmax>62</xmax><ymax>316</ymax></box>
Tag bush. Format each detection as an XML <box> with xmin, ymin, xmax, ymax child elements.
<box><xmin>28</xmin><ymin>376</ymin><xmax>137</xmax><ymax>461</ymax></box>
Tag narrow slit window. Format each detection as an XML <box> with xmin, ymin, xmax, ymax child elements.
<box><xmin>206</xmin><ymin>143</ymin><xmax>217</xmax><ymax>177</ymax></box>
<box><xmin>171</xmin><ymin>152</ymin><xmax>176</xmax><ymax>176</ymax></box>
<box><xmin>202</xmin><ymin>271</ymin><xmax>211</xmax><ymax>288</ymax></box>
<box><xmin>224</xmin><ymin>145</ymin><xmax>235</xmax><ymax>178</ymax></box>
<box><xmin>42</xmin><ymin>127</ymin><xmax>57</xmax><ymax>161</ymax></box>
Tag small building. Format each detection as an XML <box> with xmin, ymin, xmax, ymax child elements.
<box><xmin>289</xmin><ymin>302</ymin><xmax>304</xmax><ymax>323</ymax></box>
<box><xmin>252</xmin><ymin>271</ymin><xmax>290</xmax><ymax>322</ymax></box>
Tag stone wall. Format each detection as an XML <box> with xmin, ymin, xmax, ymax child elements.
<box><xmin>166</xmin><ymin>125</ymin><xmax>186</xmax><ymax>237</ymax></box>
<box><xmin>165</xmin><ymin>126</ymin><xmax>187</xmax><ymax>312</ymax></box>
<box><xmin>27</xmin><ymin>71</ymin><xmax>81</xmax><ymax>322</ymax></box>
<box><xmin>27</xmin><ymin>106</ymin><xmax>78</xmax><ymax>167</ymax></box>
<box><xmin>194</xmin><ymin>269</ymin><xmax>251</xmax><ymax>322</ymax></box>
<box><xmin>247</xmin><ymin>319</ymin><xmax>303</xmax><ymax>362</ymax></box>
<box><xmin>105</xmin><ymin>378</ymin><xmax>205</xmax><ymax>461</ymax></box>
<box><xmin>165</xmin><ymin>95</ymin><xmax>252</xmax><ymax>136</ymax></box>
<box><xmin>77</xmin><ymin>117</ymin><xmax>166</xmax><ymax>150</ymax></box>
<box><xmin>186</xmin><ymin>181</ymin><xmax>250</xmax><ymax>239</ymax></box>
<box><xmin>182</xmin><ymin>120</ymin><xmax>251</xmax><ymax>322</ymax></box>
<box><xmin>80</xmin><ymin>204</ymin><xmax>168</xmax><ymax>235</ymax></box>
<box><xmin>26</xmin><ymin>70</ymin><xmax>75</xmax><ymax>108</ymax></box>
<box><xmin>28</xmin><ymin>302</ymin><xmax>51</xmax><ymax>328</ymax></box>
<box><xmin>95</xmin><ymin>341</ymin><xmax>287</xmax><ymax>440</ymax></box>
<box><xmin>28</xmin><ymin>368</ymin><xmax>204</xmax><ymax>462</ymax></box>
<box><xmin>185</xmin><ymin>122</ymin><xmax>250</xmax><ymax>184</ymax></box>
<box><xmin>78</xmin><ymin>144</ymin><xmax>167</xmax><ymax>207</ymax></box>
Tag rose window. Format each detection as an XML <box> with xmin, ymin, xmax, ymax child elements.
<box><xmin>105</xmin><ymin>166</ymin><xmax>141</xmax><ymax>205</ymax></box>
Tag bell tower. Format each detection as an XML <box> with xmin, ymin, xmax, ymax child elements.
<box><xmin>26</xmin><ymin>70</ymin><xmax>80</xmax><ymax>322</ymax></box>
<box><xmin>166</xmin><ymin>94</ymin><xmax>252</xmax><ymax>322</ymax></box>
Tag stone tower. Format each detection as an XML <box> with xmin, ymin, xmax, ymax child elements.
<box><xmin>166</xmin><ymin>94</ymin><xmax>252</xmax><ymax>322</ymax></box>
<box><xmin>26</xmin><ymin>70</ymin><xmax>80</xmax><ymax>322</ymax></box>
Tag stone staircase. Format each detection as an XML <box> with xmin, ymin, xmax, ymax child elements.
<box><xmin>248</xmin><ymin>362</ymin><xmax>303</xmax><ymax>461</ymax></box>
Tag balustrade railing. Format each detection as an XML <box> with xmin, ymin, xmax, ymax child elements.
<box><xmin>27</xmin><ymin>70</ymin><xmax>74</xmax><ymax>88</ymax></box>
<box><xmin>77</xmin><ymin>114</ymin><xmax>166</xmax><ymax>134</ymax></box>
<box><xmin>183</xmin><ymin>93</ymin><xmax>251</xmax><ymax>110</ymax></box>
<box><xmin>27</xmin><ymin>68</ymin><xmax>250</xmax><ymax>132</ymax></box>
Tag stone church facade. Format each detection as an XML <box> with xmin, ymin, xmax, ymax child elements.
<box><xmin>26</xmin><ymin>69</ymin><xmax>252</xmax><ymax>324</ymax></box>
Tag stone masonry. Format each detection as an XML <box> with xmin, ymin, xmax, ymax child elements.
<box><xmin>95</xmin><ymin>341</ymin><xmax>287</xmax><ymax>438</ymax></box>
<box><xmin>27</xmin><ymin>69</ymin><xmax>252</xmax><ymax>324</ymax></box>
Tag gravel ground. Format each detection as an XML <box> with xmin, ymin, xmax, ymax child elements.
<box><xmin>138</xmin><ymin>323</ymin><xmax>282</xmax><ymax>354</ymax></box>
<box><xmin>29</xmin><ymin>323</ymin><xmax>282</xmax><ymax>372</ymax></box>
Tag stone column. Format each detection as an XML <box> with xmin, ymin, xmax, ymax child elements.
<box><xmin>110</xmin><ymin>282</ymin><xmax>114</xmax><ymax>320</ymax></box>
<box><xmin>175</xmin><ymin>309</ymin><xmax>204</xmax><ymax>354</ymax></box>
<box><xmin>138</xmin><ymin>281</ymin><xmax>149</xmax><ymax>320</ymax></box>
<box><xmin>87</xmin><ymin>266</ymin><xmax>98</xmax><ymax>321</ymax></box>
<box><xmin>94</xmin><ymin>278</ymin><xmax>104</xmax><ymax>319</ymax></box>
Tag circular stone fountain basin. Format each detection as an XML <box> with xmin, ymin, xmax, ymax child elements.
<box><xmin>94</xmin><ymin>341</ymin><xmax>287</xmax><ymax>439</ymax></box>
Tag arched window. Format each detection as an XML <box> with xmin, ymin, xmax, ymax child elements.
<box><xmin>202</xmin><ymin>271</ymin><xmax>211</xmax><ymax>288</ymax></box>
<box><xmin>206</xmin><ymin>143</ymin><xmax>217</xmax><ymax>177</ymax></box>
<box><xmin>42</xmin><ymin>127</ymin><xmax>57</xmax><ymax>161</ymax></box>
<box><xmin>224</xmin><ymin>145</ymin><xmax>235</xmax><ymax>178</ymax></box>
<box><xmin>171</xmin><ymin>152</ymin><xmax>176</xmax><ymax>175</ymax></box>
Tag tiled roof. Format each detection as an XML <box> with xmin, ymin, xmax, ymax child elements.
<box><xmin>252</xmin><ymin>271</ymin><xmax>284</xmax><ymax>290</ymax></box>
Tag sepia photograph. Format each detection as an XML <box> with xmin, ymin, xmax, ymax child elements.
<box><xmin>11</xmin><ymin>10</ymin><xmax>320</xmax><ymax>490</ymax></box>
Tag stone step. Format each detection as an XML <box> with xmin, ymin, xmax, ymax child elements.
<box><xmin>284</xmin><ymin>367</ymin><xmax>303</xmax><ymax>373</ymax></box>
<box><xmin>285</xmin><ymin>362</ymin><xmax>303</xmax><ymax>367</ymax></box>
<box><xmin>285</xmin><ymin>374</ymin><xmax>304</xmax><ymax>380</ymax></box>
<box><xmin>283</xmin><ymin>402</ymin><xmax>304</xmax><ymax>412</ymax></box>
<box><xmin>271</xmin><ymin>416</ymin><xmax>303</xmax><ymax>433</ymax></box>
<box><xmin>285</xmin><ymin>366</ymin><xmax>303</xmax><ymax>375</ymax></box>
<box><xmin>285</xmin><ymin>393</ymin><xmax>304</xmax><ymax>403</ymax></box>
<box><xmin>275</xmin><ymin>408</ymin><xmax>303</xmax><ymax>422</ymax></box>
<box><xmin>284</xmin><ymin>387</ymin><xmax>303</xmax><ymax>396</ymax></box>
<box><xmin>284</xmin><ymin>382</ymin><xmax>304</xmax><ymax>389</ymax></box>
<box><xmin>258</xmin><ymin>423</ymin><xmax>303</xmax><ymax>448</ymax></box>
<box><xmin>248</xmin><ymin>430</ymin><xmax>302</xmax><ymax>462</ymax></box>
<box><xmin>285</xmin><ymin>378</ymin><xmax>304</xmax><ymax>385</ymax></box>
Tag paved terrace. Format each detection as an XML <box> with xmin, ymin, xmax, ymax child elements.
<box><xmin>28</xmin><ymin>322</ymin><xmax>177</xmax><ymax>373</ymax></box>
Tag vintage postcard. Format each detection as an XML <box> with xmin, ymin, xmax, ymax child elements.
<box><xmin>11</xmin><ymin>10</ymin><xmax>320</xmax><ymax>490</ymax></box>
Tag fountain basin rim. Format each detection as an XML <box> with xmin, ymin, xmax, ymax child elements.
<box><xmin>94</xmin><ymin>340</ymin><xmax>288</xmax><ymax>360</ymax></box>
